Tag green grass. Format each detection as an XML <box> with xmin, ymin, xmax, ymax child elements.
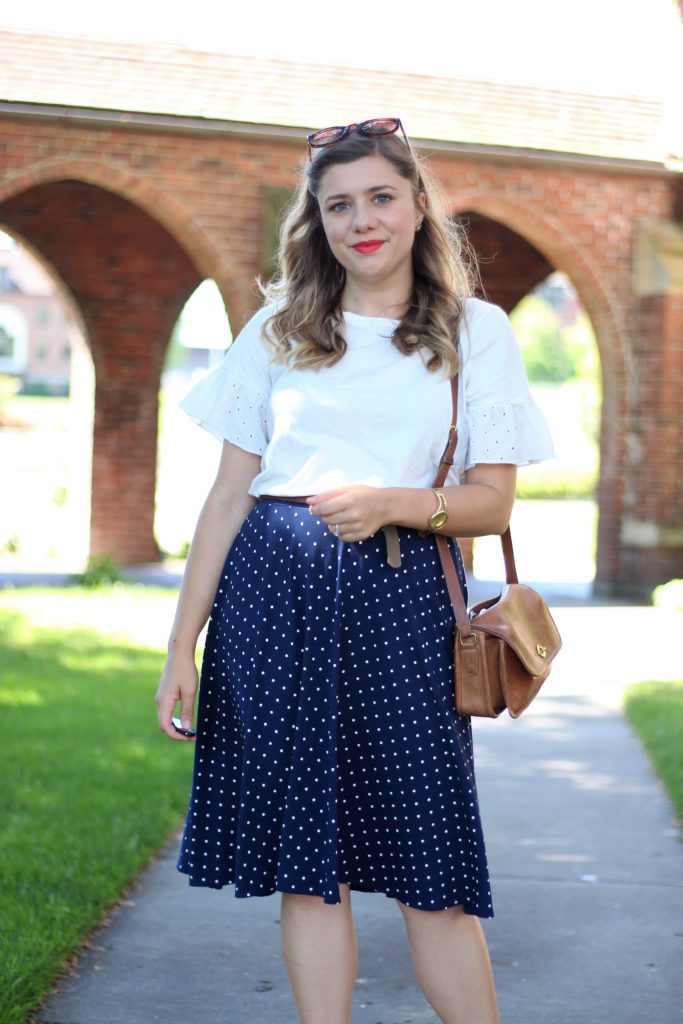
<box><xmin>1</xmin><ymin>394</ymin><xmax>70</xmax><ymax>430</ymax></box>
<box><xmin>0</xmin><ymin>587</ymin><xmax>194</xmax><ymax>1024</ymax></box>
<box><xmin>515</xmin><ymin>465</ymin><xmax>597</xmax><ymax>500</ymax></box>
<box><xmin>624</xmin><ymin>680</ymin><xmax>683</xmax><ymax>826</ymax></box>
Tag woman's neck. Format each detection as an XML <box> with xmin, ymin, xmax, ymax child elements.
<box><xmin>341</xmin><ymin>283</ymin><xmax>412</xmax><ymax>319</ymax></box>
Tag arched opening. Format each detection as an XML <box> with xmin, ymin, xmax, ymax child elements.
<box><xmin>0</xmin><ymin>178</ymin><xmax>205</xmax><ymax>566</ymax></box>
<box><xmin>0</xmin><ymin>228</ymin><xmax>94</xmax><ymax>572</ymax></box>
<box><xmin>156</xmin><ymin>280</ymin><xmax>234</xmax><ymax>559</ymax></box>
<box><xmin>460</xmin><ymin>210</ymin><xmax>602</xmax><ymax>594</ymax></box>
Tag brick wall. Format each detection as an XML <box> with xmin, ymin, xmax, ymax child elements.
<box><xmin>0</xmin><ymin>116</ymin><xmax>681</xmax><ymax>591</ymax></box>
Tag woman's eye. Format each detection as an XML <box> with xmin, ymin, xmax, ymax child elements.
<box><xmin>329</xmin><ymin>201</ymin><xmax>350</xmax><ymax>213</ymax></box>
<box><xmin>373</xmin><ymin>193</ymin><xmax>392</xmax><ymax>204</ymax></box>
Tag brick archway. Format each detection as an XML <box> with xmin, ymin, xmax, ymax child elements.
<box><xmin>451</xmin><ymin>192</ymin><xmax>629</xmax><ymax>368</ymax></box>
<box><xmin>0</xmin><ymin>95</ymin><xmax>680</xmax><ymax>590</ymax></box>
<box><xmin>451</xmin><ymin>195</ymin><xmax>628</xmax><ymax>591</ymax></box>
<box><xmin>0</xmin><ymin>166</ymin><xmax>232</xmax><ymax>564</ymax></box>
<box><xmin>0</xmin><ymin>157</ymin><xmax>248</xmax><ymax>322</ymax></box>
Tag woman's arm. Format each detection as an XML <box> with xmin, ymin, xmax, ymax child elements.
<box><xmin>307</xmin><ymin>464</ymin><xmax>517</xmax><ymax>542</ymax></box>
<box><xmin>384</xmin><ymin>463</ymin><xmax>517</xmax><ymax>537</ymax></box>
<box><xmin>155</xmin><ymin>441</ymin><xmax>262</xmax><ymax>740</ymax></box>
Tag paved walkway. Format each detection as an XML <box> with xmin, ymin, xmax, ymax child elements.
<box><xmin>34</xmin><ymin>596</ymin><xmax>683</xmax><ymax>1024</ymax></box>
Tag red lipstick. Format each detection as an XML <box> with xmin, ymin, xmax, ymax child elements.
<box><xmin>352</xmin><ymin>240</ymin><xmax>385</xmax><ymax>254</ymax></box>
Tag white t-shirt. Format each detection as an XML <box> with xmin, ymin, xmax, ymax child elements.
<box><xmin>179</xmin><ymin>297</ymin><xmax>555</xmax><ymax>496</ymax></box>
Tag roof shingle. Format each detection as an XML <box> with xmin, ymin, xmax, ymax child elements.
<box><xmin>0</xmin><ymin>29</ymin><xmax>672</xmax><ymax>163</ymax></box>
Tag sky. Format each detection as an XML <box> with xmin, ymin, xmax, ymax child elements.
<box><xmin>1</xmin><ymin>0</ymin><xmax>682</xmax><ymax>99</ymax></box>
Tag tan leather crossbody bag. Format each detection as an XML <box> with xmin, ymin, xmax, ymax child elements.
<box><xmin>432</xmin><ymin>375</ymin><xmax>562</xmax><ymax>718</ymax></box>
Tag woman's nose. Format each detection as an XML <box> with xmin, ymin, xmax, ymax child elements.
<box><xmin>352</xmin><ymin>203</ymin><xmax>377</xmax><ymax>232</ymax></box>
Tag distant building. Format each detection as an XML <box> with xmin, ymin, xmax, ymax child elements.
<box><xmin>534</xmin><ymin>272</ymin><xmax>581</xmax><ymax>326</ymax></box>
<box><xmin>0</xmin><ymin>233</ymin><xmax>75</xmax><ymax>395</ymax></box>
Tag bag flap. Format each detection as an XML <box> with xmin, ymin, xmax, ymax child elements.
<box><xmin>469</xmin><ymin>584</ymin><xmax>562</xmax><ymax>675</ymax></box>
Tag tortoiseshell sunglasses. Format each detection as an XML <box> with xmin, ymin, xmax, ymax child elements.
<box><xmin>307</xmin><ymin>118</ymin><xmax>409</xmax><ymax>157</ymax></box>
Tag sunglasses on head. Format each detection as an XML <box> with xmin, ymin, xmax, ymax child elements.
<box><xmin>307</xmin><ymin>118</ymin><xmax>409</xmax><ymax>157</ymax></box>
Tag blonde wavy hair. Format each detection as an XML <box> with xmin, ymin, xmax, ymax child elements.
<box><xmin>262</xmin><ymin>128</ymin><xmax>477</xmax><ymax>375</ymax></box>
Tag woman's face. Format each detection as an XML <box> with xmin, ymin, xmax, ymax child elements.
<box><xmin>317</xmin><ymin>154</ymin><xmax>423</xmax><ymax>296</ymax></box>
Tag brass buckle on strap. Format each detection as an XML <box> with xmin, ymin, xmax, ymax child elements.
<box><xmin>457</xmin><ymin>631</ymin><xmax>478</xmax><ymax>649</ymax></box>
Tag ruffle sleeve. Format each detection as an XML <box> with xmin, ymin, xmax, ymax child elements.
<box><xmin>460</xmin><ymin>299</ymin><xmax>555</xmax><ymax>471</ymax></box>
<box><xmin>465</xmin><ymin>394</ymin><xmax>555</xmax><ymax>469</ymax></box>
<box><xmin>178</xmin><ymin>304</ymin><xmax>274</xmax><ymax>455</ymax></box>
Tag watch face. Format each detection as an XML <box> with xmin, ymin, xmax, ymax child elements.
<box><xmin>429</xmin><ymin>511</ymin><xmax>448</xmax><ymax>530</ymax></box>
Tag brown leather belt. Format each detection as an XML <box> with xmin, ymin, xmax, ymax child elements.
<box><xmin>259</xmin><ymin>494</ymin><xmax>402</xmax><ymax>569</ymax></box>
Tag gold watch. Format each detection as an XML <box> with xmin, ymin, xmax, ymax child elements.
<box><xmin>427</xmin><ymin>489</ymin><xmax>448</xmax><ymax>532</ymax></box>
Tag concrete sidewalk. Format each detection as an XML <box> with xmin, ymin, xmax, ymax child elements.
<box><xmin>35</xmin><ymin>601</ymin><xmax>683</xmax><ymax>1024</ymax></box>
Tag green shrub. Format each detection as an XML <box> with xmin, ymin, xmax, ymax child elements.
<box><xmin>75</xmin><ymin>555</ymin><xmax>123</xmax><ymax>589</ymax></box>
<box><xmin>510</xmin><ymin>295</ymin><xmax>597</xmax><ymax>384</ymax></box>
<box><xmin>652</xmin><ymin>579</ymin><xmax>683</xmax><ymax>612</ymax></box>
<box><xmin>516</xmin><ymin>467</ymin><xmax>597</xmax><ymax>500</ymax></box>
<box><xmin>21</xmin><ymin>381</ymin><xmax>69</xmax><ymax>397</ymax></box>
<box><xmin>2</xmin><ymin>533</ymin><xmax>20</xmax><ymax>555</ymax></box>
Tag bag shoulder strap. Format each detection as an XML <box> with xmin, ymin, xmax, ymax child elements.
<box><xmin>433</xmin><ymin>374</ymin><xmax>519</xmax><ymax>632</ymax></box>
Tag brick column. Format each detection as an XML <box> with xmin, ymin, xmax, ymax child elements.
<box><xmin>620</xmin><ymin>219</ymin><xmax>683</xmax><ymax>592</ymax></box>
<box><xmin>90</xmin><ymin>341</ymin><xmax>167</xmax><ymax>565</ymax></box>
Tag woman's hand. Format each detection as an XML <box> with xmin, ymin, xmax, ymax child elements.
<box><xmin>307</xmin><ymin>485</ymin><xmax>389</xmax><ymax>542</ymax></box>
<box><xmin>308</xmin><ymin>466</ymin><xmax>517</xmax><ymax>543</ymax></box>
<box><xmin>155</xmin><ymin>651</ymin><xmax>199</xmax><ymax>742</ymax></box>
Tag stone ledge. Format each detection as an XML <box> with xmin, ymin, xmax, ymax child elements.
<box><xmin>621</xmin><ymin>517</ymin><xmax>683</xmax><ymax>549</ymax></box>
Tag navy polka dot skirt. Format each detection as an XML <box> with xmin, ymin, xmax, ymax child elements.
<box><xmin>177</xmin><ymin>497</ymin><xmax>493</xmax><ymax>917</ymax></box>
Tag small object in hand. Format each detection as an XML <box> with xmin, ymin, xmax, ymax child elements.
<box><xmin>172</xmin><ymin>716</ymin><xmax>196</xmax><ymax>737</ymax></box>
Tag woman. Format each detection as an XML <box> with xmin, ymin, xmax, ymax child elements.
<box><xmin>156</xmin><ymin>117</ymin><xmax>554</xmax><ymax>1024</ymax></box>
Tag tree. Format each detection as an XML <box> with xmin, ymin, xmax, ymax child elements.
<box><xmin>510</xmin><ymin>294</ymin><xmax>582</xmax><ymax>383</ymax></box>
